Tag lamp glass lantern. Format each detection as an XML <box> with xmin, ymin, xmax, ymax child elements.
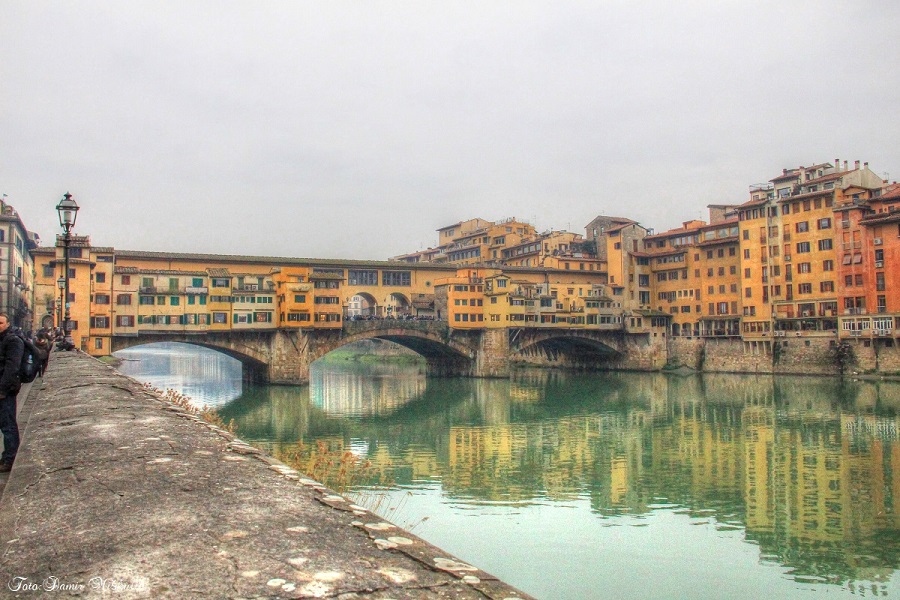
<box><xmin>56</xmin><ymin>192</ymin><xmax>80</xmax><ymax>232</ymax></box>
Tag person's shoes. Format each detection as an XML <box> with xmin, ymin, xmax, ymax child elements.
<box><xmin>0</xmin><ymin>463</ymin><xmax>12</xmax><ymax>473</ymax></box>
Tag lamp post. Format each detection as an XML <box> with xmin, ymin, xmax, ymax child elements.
<box><xmin>57</xmin><ymin>276</ymin><xmax>65</xmax><ymax>331</ymax></box>
<box><xmin>56</xmin><ymin>193</ymin><xmax>79</xmax><ymax>349</ymax></box>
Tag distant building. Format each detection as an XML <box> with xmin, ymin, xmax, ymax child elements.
<box><xmin>0</xmin><ymin>197</ymin><xmax>38</xmax><ymax>329</ymax></box>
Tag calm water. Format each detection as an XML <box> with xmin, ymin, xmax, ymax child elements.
<box><xmin>116</xmin><ymin>343</ymin><xmax>900</xmax><ymax>600</ymax></box>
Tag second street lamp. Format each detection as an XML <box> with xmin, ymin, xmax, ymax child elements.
<box><xmin>56</xmin><ymin>193</ymin><xmax>79</xmax><ymax>350</ymax></box>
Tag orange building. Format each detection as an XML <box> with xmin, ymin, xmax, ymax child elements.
<box><xmin>641</xmin><ymin>215</ymin><xmax>740</xmax><ymax>338</ymax></box>
<box><xmin>737</xmin><ymin>160</ymin><xmax>886</xmax><ymax>344</ymax></box>
<box><xmin>843</xmin><ymin>184</ymin><xmax>900</xmax><ymax>338</ymax></box>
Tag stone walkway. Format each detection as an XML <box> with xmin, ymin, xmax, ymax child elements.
<box><xmin>0</xmin><ymin>351</ymin><xmax>533</xmax><ymax>599</ymax></box>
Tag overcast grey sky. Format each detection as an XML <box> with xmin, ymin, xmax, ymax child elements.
<box><xmin>2</xmin><ymin>1</ymin><xmax>899</xmax><ymax>259</ymax></box>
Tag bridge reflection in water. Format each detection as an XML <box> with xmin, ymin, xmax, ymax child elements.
<box><xmin>118</xmin><ymin>343</ymin><xmax>900</xmax><ymax>600</ymax></box>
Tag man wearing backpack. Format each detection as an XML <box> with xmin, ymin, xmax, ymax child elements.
<box><xmin>0</xmin><ymin>313</ymin><xmax>24</xmax><ymax>473</ymax></box>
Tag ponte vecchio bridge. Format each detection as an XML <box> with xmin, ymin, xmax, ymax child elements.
<box><xmin>32</xmin><ymin>245</ymin><xmax>669</xmax><ymax>383</ymax></box>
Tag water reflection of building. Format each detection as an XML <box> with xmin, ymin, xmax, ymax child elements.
<box><xmin>249</xmin><ymin>364</ymin><xmax>900</xmax><ymax>587</ymax></box>
<box><xmin>310</xmin><ymin>364</ymin><xmax>426</xmax><ymax>416</ymax></box>
<box><xmin>116</xmin><ymin>342</ymin><xmax>243</xmax><ymax>406</ymax></box>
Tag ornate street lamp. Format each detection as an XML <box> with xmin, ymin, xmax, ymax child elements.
<box><xmin>56</xmin><ymin>193</ymin><xmax>79</xmax><ymax>349</ymax></box>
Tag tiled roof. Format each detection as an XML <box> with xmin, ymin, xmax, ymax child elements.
<box><xmin>803</xmin><ymin>170</ymin><xmax>849</xmax><ymax>186</ymax></box>
<box><xmin>437</xmin><ymin>221</ymin><xmax>464</xmax><ymax>231</ymax></box>
<box><xmin>111</xmin><ymin>250</ymin><xmax>460</xmax><ymax>271</ymax></box>
<box><xmin>860</xmin><ymin>210</ymin><xmax>900</xmax><ymax>226</ymax></box>
<box><xmin>606</xmin><ymin>222</ymin><xmax>635</xmax><ymax>233</ymax></box>
<box><xmin>876</xmin><ymin>183</ymin><xmax>900</xmax><ymax>201</ymax></box>
<box><xmin>114</xmin><ymin>267</ymin><xmax>208</xmax><ymax>276</ymax></box>
<box><xmin>776</xmin><ymin>189</ymin><xmax>833</xmax><ymax>202</ymax></box>
<box><xmin>770</xmin><ymin>171</ymin><xmax>799</xmax><ymax>182</ymax></box>
<box><xmin>737</xmin><ymin>196</ymin><xmax>769</xmax><ymax>208</ymax></box>
<box><xmin>645</xmin><ymin>224</ymin><xmax>704</xmax><ymax>240</ymax></box>
<box><xmin>698</xmin><ymin>217</ymin><xmax>739</xmax><ymax>231</ymax></box>
<box><xmin>206</xmin><ymin>268</ymin><xmax>231</xmax><ymax>276</ymax></box>
<box><xmin>696</xmin><ymin>235</ymin><xmax>739</xmax><ymax>247</ymax></box>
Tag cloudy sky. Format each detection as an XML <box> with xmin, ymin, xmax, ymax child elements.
<box><xmin>2</xmin><ymin>1</ymin><xmax>898</xmax><ymax>259</ymax></box>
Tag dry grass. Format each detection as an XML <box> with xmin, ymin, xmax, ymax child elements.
<box><xmin>275</xmin><ymin>440</ymin><xmax>379</xmax><ymax>493</ymax></box>
<box><xmin>143</xmin><ymin>383</ymin><xmax>236</xmax><ymax>433</ymax></box>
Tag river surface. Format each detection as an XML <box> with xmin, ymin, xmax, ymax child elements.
<box><xmin>116</xmin><ymin>342</ymin><xmax>900</xmax><ymax>600</ymax></box>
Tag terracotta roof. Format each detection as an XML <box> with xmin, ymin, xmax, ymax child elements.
<box><xmin>696</xmin><ymin>235</ymin><xmax>739</xmax><ymax>247</ymax></box>
<box><xmin>645</xmin><ymin>223</ymin><xmax>705</xmax><ymax>240</ymax></box>
<box><xmin>587</xmin><ymin>216</ymin><xmax>635</xmax><ymax>225</ymax></box>
<box><xmin>606</xmin><ymin>222</ymin><xmax>636</xmax><ymax>233</ymax></box>
<box><xmin>698</xmin><ymin>217</ymin><xmax>739</xmax><ymax>231</ymax></box>
<box><xmin>770</xmin><ymin>170</ymin><xmax>800</xmax><ymax>182</ymax></box>
<box><xmin>436</xmin><ymin>221</ymin><xmax>464</xmax><ymax>231</ymax></box>
<box><xmin>207</xmin><ymin>268</ymin><xmax>231</xmax><ymax>277</ymax></box>
<box><xmin>803</xmin><ymin>170</ymin><xmax>849</xmax><ymax>186</ymax></box>
<box><xmin>111</xmin><ymin>250</ymin><xmax>460</xmax><ymax>271</ymax></box>
<box><xmin>115</xmin><ymin>268</ymin><xmax>208</xmax><ymax>276</ymax></box>
<box><xmin>776</xmin><ymin>189</ymin><xmax>833</xmax><ymax>203</ymax></box>
<box><xmin>737</xmin><ymin>197</ymin><xmax>769</xmax><ymax>208</ymax></box>
<box><xmin>860</xmin><ymin>210</ymin><xmax>900</xmax><ymax>226</ymax></box>
<box><xmin>876</xmin><ymin>183</ymin><xmax>900</xmax><ymax>201</ymax></box>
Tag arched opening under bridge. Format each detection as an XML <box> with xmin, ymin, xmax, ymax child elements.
<box><xmin>112</xmin><ymin>341</ymin><xmax>248</xmax><ymax>405</ymax></box>
<box><xmin>111</xmin><ymin>338</ymin><xmax>269</xmax><ymax>384</ymax></box>
<box><xmin>315</xmin><ymin>325</ymin><xmax>475</xmax><ymax>378</ymax></box>
<box><xmin>513</xmin><ymin>334</ymin><xmax>622</xmax><ymax>370</ymax></box>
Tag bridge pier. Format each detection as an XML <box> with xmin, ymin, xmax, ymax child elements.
<box><xmin>474</xmin><ymin>328</ymin><xmax>511</xmax><ymax>378</ymax></box>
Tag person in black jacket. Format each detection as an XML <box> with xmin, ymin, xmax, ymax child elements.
<box><xmin>0</xmin><ymin>313</ymin><xmax>24</xmax><ymax>472</ymax></box>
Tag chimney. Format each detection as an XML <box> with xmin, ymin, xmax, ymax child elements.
<box><xmin>782</xmin><ymin>169</ymin><xmax>787</xmax><ymax>175</ymax></box>
<box><xmin>855</xmin><ymin>160</ymin><xmax>860</xmax><ymax>170</ymax></box>
<box><xmin>844</xmin><ymin>160</ymin><xmax>849</xmax><ymax>171</ymax></box>
<box><xmin>835</xmin><ymin>158</ymin><xmax>839</xmax><ymax>169</ymax></box>
<box><xmin>864</xmin><ymin>162</ymin><xmax>869</xmax><ymax>169</ymax></box>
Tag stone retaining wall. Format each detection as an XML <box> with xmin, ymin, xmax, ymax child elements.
<box><xmin>667</xmin><ymin>335</ymin><xmax>900</xmax><ymax>376</ymax></box>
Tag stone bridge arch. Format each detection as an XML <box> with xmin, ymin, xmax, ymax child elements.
<box><xmin>510</xmin><ymin>329</ymin><xmax>626</xmax><ymax>370</ymax></box>
<box><xmin>111</xmin><ymin>333</ymin><xmax>272</xmax><ymax>382</ymax></box>
<box><xmin>310</xmin><ymin>322</ymin><xmax>477</xmax><ymax>377</ymax></box>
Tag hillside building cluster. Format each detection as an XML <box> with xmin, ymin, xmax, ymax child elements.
<box><xmin>1</xmin><ymin>158</ymin><xmax>898</xmax><ymax>370</ymax></box>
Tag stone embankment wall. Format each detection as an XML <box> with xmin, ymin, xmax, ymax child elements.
<box><xmin>667</xmin><ymin>336</ymin><xmax>900</xmax><ymax>376</ymax></box>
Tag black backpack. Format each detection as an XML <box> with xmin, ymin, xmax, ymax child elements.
<box><xmin>17</xmin><ymin>333</ymin><xmax>43</xmax><ymax>384</ymax></box>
